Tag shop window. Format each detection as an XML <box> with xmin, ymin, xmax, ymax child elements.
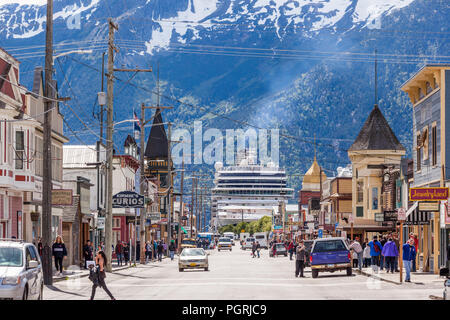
<box><xmin>432</xmin><ymin>123</ymin><xmax>437</xmax><ymax>166</ymax></box>
<box><xmin>15</xmin><ymin>130</ymin><xmax>24</xmax><ymax>170</ymax></box>
<box><xmin>372</xmin><ymin>187</ymin><xmax>379</xmax><ymax>210</ymax></box>
<box><xmin>422</xmin><ymin>127</ymin><xmax>429</xmax><ymax>160</ymax></box>
<box><xmin>357</xmin><ymin>181</ymin><xmax>363</xmax><ymax>203</ymax></box>
<box><xmin>356</xmin><ymin>206</ymin><xmax>363</xmax><ymax>217</ymax></box>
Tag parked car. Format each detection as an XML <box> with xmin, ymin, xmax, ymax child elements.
<box><xmin>0</xmin><ymin>239</ymin><xmax>43</xmax><ymax>300</ymax></box>
<box><xmin>309</xmin><ymin>237</ymin><xmax>352</xmax><ymax>279</ymax></box>
<box><xmin>178</xmin><ymin>248</ymin><xmax>209</xmax><ymax>272</ymax></box>
<box><xmin>180</xmin><ymin>238</ymin><xmax>197</xmax><ymax>249</ymax></box>
<box><xmin>217</xmin><ymin>237</ymin><xmax>232</xmax><ymax>251</ymax></box>
<box><xmin>241</xmin><ymin>237</ymin><xmax>255</xmax><ymax>250</ymax></box>
<box><xmin>269</xmin><ymin>243</ymin><xmax>287</xmax><ymax>257</ymax></box>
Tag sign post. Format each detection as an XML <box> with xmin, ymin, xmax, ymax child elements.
<box><xmin>349</xmin><ymin>214</ymin><xmax>354</xmax><ymax>240</ymax></box>
<box><xmin>397</xmin><ymin>207</ymin><xmax>406</xmax><ymax>283</ymax></box>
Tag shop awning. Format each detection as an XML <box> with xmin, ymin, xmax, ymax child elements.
<box><xmin>406</xmin><ymin>201</ymin><xmax>418</xmax><ymax>218</ymax></box>
<box><xmin>181</xmin><ymin>226</ymin><xmax>188</xmax><ymax>234</ymax></box>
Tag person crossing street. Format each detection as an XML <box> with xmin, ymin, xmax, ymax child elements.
<box><xmin>295</xmin><ymin>240</ymin><xmax>308</xmax><ymax>278</ymax></box>
<box><xmin>403</xmin><ymin>238</ymin><xmax>416</xmax><ymax>282</ymax></box>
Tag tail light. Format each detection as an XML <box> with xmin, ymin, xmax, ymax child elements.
<box><xmin>310</xmin><ymin>255</ymin><xmax>313</xmax><ymax>264</ymax></box>
<box><xmin>348</xmin><ymin>252</ymin><xmax>351</xmax><ymax>260</ymax></box>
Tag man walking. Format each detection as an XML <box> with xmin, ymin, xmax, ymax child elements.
<box><xmin>251</xmin><ymin>241</ymin><xmax>257</xmax><ymax>258</ymax></box>
<box><xmin>381</xmin><ymin>237</ymin><xmax>398</xmax><ymax>273</ymax></box>
<box><xmin>380</xmin><ymin>235</ymin><xmax>387</xmax><ymax>271</ymax></box>
<box><xmin>115</xmin><ymin>240</ymin><xmax>123</xmax><ymax>266</ymax></box>
<box><xmin>409</xmin><ymin>233</ymin><xmax>419</xmax><ymax>272</ymax></box>
<box><xmin>403</xmin><ymin>238</ymin><xmax>416</xmax><ymax>282</ymax></box>
<box><xmin>349</xmin><ymin>237</ymin><xmax>363</xmax><ymax>271</ymax></box>
<box><xmin>256</xmin><ymin>241</ymin><xmax>261</xmax><ymax>258</ymax></box>
<box><xmin>295</xmin><ymin>240</ymin><xmax>308</xmax><ymax>278</ymax></box>
<box><xmin>288</xmin><ymin>241</ymin><xmax>295</xmax><ymax>261</ymax></box>
<box><xmin>83</xmin><ymin>240</ymin><xmax>93</xmax><ymax>269</ymax></box>
<box><xmin>157</xmin><ymin>241</ymin><xmax>164</xmax><ymax>262</ymax></box>
<box><xmin>169</xmin><ymin>240</ymin><xmax>176</xmax><ymax>261</ymax></box>
<box><xmin>368</xmin><ymin>236</ymin><xmax>383</xmax><ymax>272</ymax></box>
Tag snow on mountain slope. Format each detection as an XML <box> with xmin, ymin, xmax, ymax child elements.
<box><xmin>0</xmin><ymin>0</ymin><xmax>100</xmax><ymax>39</ymax></box>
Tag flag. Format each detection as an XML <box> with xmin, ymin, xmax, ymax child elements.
<box><xmin>134</xmin><ymin>111</ymin><xmax>141</xmax><ymax>140</ymax></box>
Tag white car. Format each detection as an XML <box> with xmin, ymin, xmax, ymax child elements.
<box><xmin>242</xmin><ymin>237</ymin><xmax>255</xmax><ymax>250</ymax></box>
<box><xmin>179</xmin><ymin>248</ymin><xmax>209</xmax><ymax>272</ymax></box>
<box><xmin>217</xmin><ymin>237</ymin><xmax>232</xmax><ymax>251</ymax></box>
<box><xmin>0</xmin><ymin>239</ymin><xmax>44</xmax><ymax>300</ymax></box>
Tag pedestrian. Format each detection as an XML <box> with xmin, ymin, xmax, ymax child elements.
<box><xmin>52</xmin><ymin>235</ymin><xmax>67</xmax><ymax>276</ymax></box>
<box><xmin>90</xmin><ymin>250</ymin><xmax>115</xmax><ymax>300</ymax></box>
<box><xmin>123</xmin><ymin>242</ymin><xmax>130</xmax><ymax>265</ymax></box>
<box><xmin>37</xmin><ymin>237</ymin><xmax>43</xmax><ymax>257</ymax></box>
<box><xmin>153</xmin><ymin>240</ymin><xmax>158</xmax><ymax>260</ymax></box>
<box><xmin>145</xmin><ymin>241</ymin><xmax>152</xmax><ymax>263</ymax></box>
<box><xmin>295</xmin><ymin>240</ymin><xmax>308</xmax><ymax>278</ymax></box>
<box><xmin>256</xmin><ymin>241</ymin><xmax>261</xmax><ymax>258</ymax></box>
<box><xmin>83</xmin><ymin>240</ymin><xmax>94</xmax><ymax>269</ymax></box>
<box><xmin>368</xmin><ymin>236</ymin><xmax>383</xmax><ymax>272</ymax></box>
<box><xmin>409</xmin><ymin>233</ymin><xmax>418</xmax><ymax>272</ymax></box>
<box><xmin>380</xmin><ymin>235</ymin><xmax>387</xmax><ymax>270</ymax></box>
<box><xmin>381</xmin><ymin>237</ymin><xmax>398</xmax><ymax>273</ymax></box>
<box><xmin>169</xmin><ymin>240</ymin><xmax>176</xmax><ymax>261</ymax></box>
<box><xmin>392</xmin><ymin>232</ymin><xmax>400</xmax><ymax>272</ymax></box>
<box><xmin>157</xmin><ymin>241</ymin><xmax>163</xmax><ymax>262</ymax></box>
<box><xmin>288</xmin><ymin>241</ymin><xmax>294</xmax><ymax>260</ymax></box>
<box><xmin>349</xmin><ymin>237</ymin><xmax>363</xmax><ymax>271</ymax></box>
<box><xmin>251</xmin><ymin>241</ymin><xmax>257</xmax><ymax>258</ymax></box>
<box><xmin>115</xmin><ymin>240</ymin><xmax>123</xmax><ymax>266</ymax></box>
<box><xmin>272</xmin><ymin>242</ymin><xmax>277</xmax><ymax>257</ymax></box>
<box><xmin>403</xmin><ymin>238</ymin><xmax>416</xmax><ymax>282</ymax></box>
<box><xmin>363</xmin><ymin>244</ymin><xmax>371</xmax><ymax>268</ymax></box>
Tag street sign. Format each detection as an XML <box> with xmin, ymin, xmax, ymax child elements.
<box><xmin>52</xmin><ymin>189</ymin><xmax>73</xmax><ymax>206</ymax></box>
<box><xmin>409</xmin><ymin>187</ymin><xmax>449</xmax><ymax>201</ymax></box>
<box><xmin>349</xmin><ymin>214</ymin><xmax>354</xmax><ymax>224</ymax></box>
<box><xmin>375</xmin><ymin>213</ymin><xmax>384</xmax><ymax>222</ymax></box>
<box><xmin>384</xmin><ymin>211</ymin><xmax>398</xmax><ymax>222</ymax></box>
<box><xmin>241</xmin><ymin>229</ymin><xmax>245</xmax><ymax>233</ymax></box>
<box><xmin>97</xmin><ymin>217</ymin><xmax>105</xmax><ymax>229</ymax></box>
<box><xmin>397</xmin><ymin>208</ymin><xmax>406</xmax><ymax>221</ymax></box>
<box><xmin>112</xmin><ymin>191</ymin><xmax>144</xmax><ymax>208</ymax></box>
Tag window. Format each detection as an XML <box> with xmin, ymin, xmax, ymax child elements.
<box><xmin>312</xmin><ymin>240</ymin><xmax>347</xmax><ymax>253</ymax></box>
<box><xmin>372</xmin><ymin>187</ymin><xmax>378</xmax><ymax>210</ymax></box>
<box><xmin>422</xmin><ymin>127</ymin><xmax>429</xmax><ymax>160</ymax></box>
<box><xmin>15</xmin><ymin>130</ymin><xmax>24</xmax><ymax>169</ymax></box>
<box><xmin>356</xmin><ymin>206</ymin><xmax>364</xmax><ymax>217</ymax></box>
<box><xmin>35</xmin><ymin>136</ymin><xmax>43</xmax><ymax>176</ymax></box>
<box><xmin>357</xmin><ymin>181</ymin><xmax>363</xmax><ymax>203</ymax></box>
<box><xmin>113</xmin><ymin>218</ymin><xmax>120</xmax><ymax>228</ymax></box>
<box><xmin>432</xmin><ymin>123</ymin><xmax>437</xmax><ymax>166</ymax></box>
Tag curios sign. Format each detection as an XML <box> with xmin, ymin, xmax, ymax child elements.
<box><xmin>112</xmin><ymin>191</ymin><xmax>145</xmax><ymax>208</ymax></box>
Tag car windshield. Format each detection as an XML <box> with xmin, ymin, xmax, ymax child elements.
<box><xmin>219</xmin><ymin>238</ymin><xmax>231</xmax><ymax>242</ymax></box>
<box><xmin>313</xmin><ymin>240</ymin><xmax>347</xmax><ymax>253</ymax></box>
<box><xmin>246</xmin><ymin>238</ymin><xmax>255</xmax><ymax>242</ymax></box>
<box><xmin>181</xmin><ymin>248</ymin><xmax>205</xmax><ymax>256</ymax></box>
<box><xmin>0</xmin><ymin>247</ymin><xmax>23</xmax><ymax>267</ymax></box>
<box><xmin>276</xmin><ymin>244</ymin><xmax>285</xmax><ymax>248</ymax></box>
<box><xmin>182</xmin><ymin>239</ymin><xmax>196</xmax><ymax>245</ymax></box>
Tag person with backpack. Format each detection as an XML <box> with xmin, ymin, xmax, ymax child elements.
<box><xmin>169</xmin><ymin>240</ymin><xmax>176</xmax><ymax>261</ymax></box>
<box><xmin>349</xmin><ymin>237</ymin><xmax>363</xmax><ymax>271</ymax></box>
<box><xmin>381</xmin><ymin>237</ymin><xmax>399</xmax><ymax>273</ymax></box>
<box><xmin>403</xmin><ymin>238</ymin><xmax>416</xmax><ymax>282</ymax></box>
<box><xmin>368</xmin><ymin>236</ymin><xmax>383</xmax><ymax>272</ymax></box>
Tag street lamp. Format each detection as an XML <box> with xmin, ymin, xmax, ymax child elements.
<box><xmin>52</xmin><ymin>49</ymin><xmax>93</xmax><ymax>65</ymax></box>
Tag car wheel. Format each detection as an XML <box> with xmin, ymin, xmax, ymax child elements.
<box><xmin>284</xmin><ymin>253</ymin><xmax>287</xmax><ymax>257</ymax></box>
<box><xmin>204</xmin><ymin>267</ymin><xmax>208</xmax><ymax>271</ymax></box>
<box><xmin>22</xmin><ymin>286</ymin><xmax>28</xmax><ymax>300</ymax></box>
<box><xmin>179</xmin><ymin>268</ymin><xmax>184</xmax><ymax>272</ymax></box>
<box><xmin>312</xmin><ymin>270</ymin><xmax>319</xmax><ymax>279</ymax></box>
<box><xmin>347</xmin><ymin>267</ymin><xmax>352</xmax><ymax>276</ymax></box>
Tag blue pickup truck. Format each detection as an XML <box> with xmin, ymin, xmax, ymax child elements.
<box><xmin>309</xmin><ymin>237</ymin><xmax>352</xmax><ymax>278</ymax></box>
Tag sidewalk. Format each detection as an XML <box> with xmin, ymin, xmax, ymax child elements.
<box><xmin>354</xmin><ymin>267</ymin><xmax>444</xmax><ymax>285</ymax></box>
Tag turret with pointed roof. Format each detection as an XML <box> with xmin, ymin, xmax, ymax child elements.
<box><xmin>144</xmin><ymin>108</ymin><xmax>168</xmax><ymax>159</ymax></box>
<box><xmin>348</xmin><ymin>104</ymin><xmax>405</xmax><ymax>152</ymax></box>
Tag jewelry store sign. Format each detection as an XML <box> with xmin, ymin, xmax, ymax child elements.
<box><xmin>409</xmin><ymin>187</ymin><xmax>449</xmax><ymax>201</ymax></box>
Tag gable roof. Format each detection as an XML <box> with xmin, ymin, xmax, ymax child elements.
<box><xmin>348</xmin><ymin>104</ymin><xmax>405</xmax><ymax>152</ymax></box>
<box><xmin>144</xmin><ymin>108</ymin><xmax>168</xmax><ymax>159</ymax></box>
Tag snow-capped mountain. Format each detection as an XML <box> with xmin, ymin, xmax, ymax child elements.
<box><xmin>0</xmin><ymin>0</ymin><xmax>448</xmax><ymax>194</ymax></box>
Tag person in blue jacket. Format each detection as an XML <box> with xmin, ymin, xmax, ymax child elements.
<box><xmin>368</xmin><ymin>236</ymin><xmax>383</xmax><ymax>271</ymax></box>
<box><xmin>403</xmin><ymin>238</ymin><xmax>416</xmax><ymax>282</ymax></box>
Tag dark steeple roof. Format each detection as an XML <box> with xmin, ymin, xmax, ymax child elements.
<box><xmin>144</xmin><ymin>108</ymin><xmax>168</xmax><ymax>159</ymax></box>
<box><xmin>348</xmin><ymin>104</ymin><xmax>405</xmax><ymax>152</ymax></box>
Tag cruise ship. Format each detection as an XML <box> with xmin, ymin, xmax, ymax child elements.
<box><xmin>211</xmin><ymin>149</ymin><xmax>294</xmax><ymax>229</ymax></box>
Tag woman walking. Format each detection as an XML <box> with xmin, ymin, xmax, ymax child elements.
<box><xmin>123</xmin><ymin>242</ymin><xmax>130</xmax><ymax>265</ymax></box>
<box><xmin>52</xmin><ymin>235</ymin><xmax>67</xmax><ymax>276</ymax></box>
<box><xmin>381</xmin><ymin>237</ymin><xmax>399</xmax><ymax>273</ymax></box>
<box><xmin>90</xmin><ymin>250</ymin><xmax>115</xmax><ymax>300</ymax></box>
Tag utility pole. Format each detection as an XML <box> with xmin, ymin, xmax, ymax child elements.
<box><xmin>190</xmin><ymin>177</ymin><xmax>196</xmax><ymax>238</ymax></box>
<box><xmin>100</xmin><ymin>52</ymin><xmax>105</xmax><ymax>144</ymax></box>
<box><xmin>105</xmin><ymin>18</ymin><xmax>118</xmax><ymax>272</ymax></box>
<box><xmin>199</xmin><ymin>186</ymin><xmax>203</xmax><ymax>232</ymax></box>
<box><xmin>167</xmin><ymin>122</ymin><xmax>173</xmax><ymax>253</ymax></box>
<box><xmin>42</xmin><ymin>0</ymin><xmax>54</xmax><ymax>285</ymax></box>
<box><xmin>195</xmin><ymin>179</ymin><xmax>198</xmax><ymax>237</ymax></box>
<box><xmin>178</xmin><ymin>158</ymin><xmax>184</xmax><ymax>253</ymax></box>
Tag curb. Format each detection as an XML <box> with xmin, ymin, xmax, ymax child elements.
<box><xmin>354</xmin><ymin>268</ymin><xmax>402</xmax><ymax>285</ymax></box>
<box><xmin>53</xmin><ymin>264</ymin><xmax>134</xmax><ymax>283</ymax></box>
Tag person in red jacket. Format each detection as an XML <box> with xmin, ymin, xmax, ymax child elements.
<box><xmin>288</xmin><ymin>241</ymin><xmax>295</xmax><ymax>260</ymax></box>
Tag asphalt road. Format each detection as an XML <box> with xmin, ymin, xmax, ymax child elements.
<box><xmin>43</xmin><ymin>244</ymin><xmax>444</xmax><ymax>300</ymax></box>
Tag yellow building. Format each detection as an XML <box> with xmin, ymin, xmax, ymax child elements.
<box><xmin>346</xmin><ymin>104</ymin><xmax>406</xmax><ymax>239</ymax></box>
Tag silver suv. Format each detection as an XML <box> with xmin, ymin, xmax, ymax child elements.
<box><xmin>0</xmin><ymin>239</ymin><xmax>43</xmax><ymax>300</ymax></box>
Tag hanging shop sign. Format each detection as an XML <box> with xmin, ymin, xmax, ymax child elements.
<box><xmin>383</xmin><ymin>211</ymin><xmax>398</xmax><ymax>222</ymax></box>
<box><xmin>409</xmin><ymin>187</ymin><xmax>449</xmax><ymax>201</ymax></box>
<box><xmin>418</xmin><ymin>201</ymin><xmax>439</xmax><ymax>212</ymax></box>
<box><xmin>97</xmin><ymin>217</ymin><xmax>105</xmax><ymax>230</ymax></box>
<box><xmin>112</xmin><ymin>191</ymin><xmax>144</xmax><ymax>208</ymax></box>
<box><xmin>51</xmin><ymin>189</ymin><xmax>73</xmax><ymax>206</ymax></box>
<box><xmin>375</xmin><ymin>213</ymin><xmax>384</xmax><ymax>222</ymax></box>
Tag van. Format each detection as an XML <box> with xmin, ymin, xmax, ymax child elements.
<box><xmin>240</xmin><ymin>232</ymin><xmax>250</xmax><ymax>244</ymax></box>
<box><xmin>253</xmin><ymin>232</ymin><xmax>268</xmax><ymax>249</ymax></box>
<box><xmin>242</xmin><ymin>237</ymin><xmax>255</xmax><ymax>250</ymax></box>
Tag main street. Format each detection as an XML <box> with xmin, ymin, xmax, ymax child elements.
<box><xmin>44</xmin><ymin>245</ymin><xmax>443</xmax><ymax>300</ymax></box>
